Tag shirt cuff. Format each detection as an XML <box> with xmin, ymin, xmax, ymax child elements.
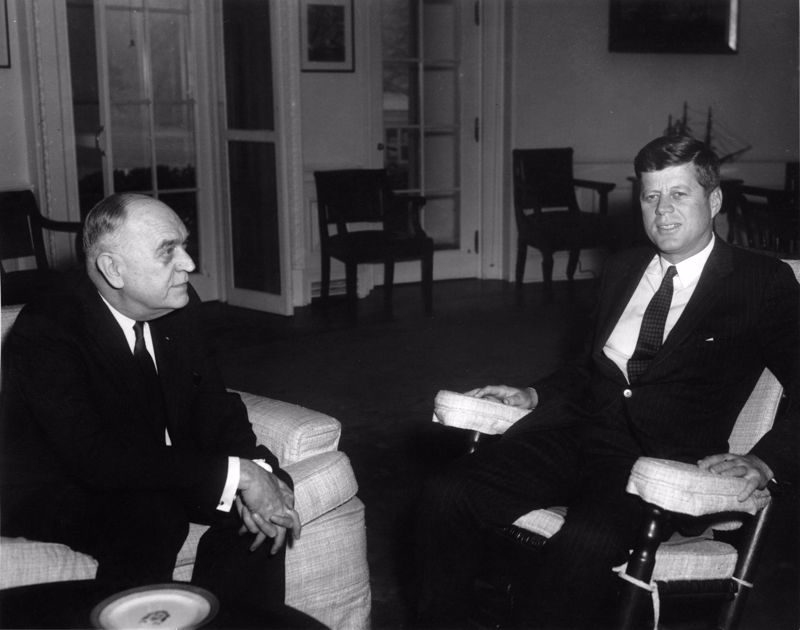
<box><xmin>217</xmin><ymin>456</ymin><xmax>240</xmax><ymax>512</ymax></box>
<box><xmin>216</xmin><ymin>457</ymin><xmax>274</xmax><ymax>513</ymax></box>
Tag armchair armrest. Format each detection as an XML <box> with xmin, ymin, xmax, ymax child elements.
<box><xmin>626</xmin><ymin>457</ymin><xmax>771</xmax><ymax>517</ymax></box>
<box><xmin>432</xmin><ymin>390</ymin><xmax>530</xmax><ymax>435</ymax></box>
<box><xmin>232</xmin><ymin>390</ymin><xmax>342</xmax><ymax>466</ymax></box>
<box><xmin>573</xmin><ymin>179</ymin><xmax>615</xmax><ymax>214</ymax></box>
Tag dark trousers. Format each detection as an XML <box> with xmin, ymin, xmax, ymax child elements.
<box><xmin>414</xmin><ymin>425</ymin><xmax>644</xmax><ymax>630</ymax></box>
<box><xmin>1</xmin><ymin>483</ymin><xmax>286</xmax><ymax>618</ymax></box>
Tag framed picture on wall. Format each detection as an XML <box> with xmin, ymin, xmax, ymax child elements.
<box><xmin>300</xmin><ymin>0</ymin><xmax>354</xmax><ymax>72</ymax></box>
<box><xmin>609</xmin><ymin>0</ymin><xmax>738</xmax><ymax>54</ymax></box>
<box><xmin>1</xmin><ymin>0</ymin><xmax>10</xmax><ymax>68</ymax></box>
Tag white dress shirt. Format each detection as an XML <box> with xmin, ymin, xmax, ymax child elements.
<box><xmin>603</xmin><ymin>235</ymin><xmax>716</xmax><ymax>382</ymax></box>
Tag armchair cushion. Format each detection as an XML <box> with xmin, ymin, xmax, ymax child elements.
<box><xmin>432</xmin><ymin>390</ymin><xmax>529</xmax><ymax>435</ymax></box>
<box><xmin>235</xmin><ymin>391</ymin><xmax>342</xmax><ymax>465</ymax></box>
<box><xmin>626</xmin><ymin>457</ymin><xmax>771</xmax><ymax>517</ymax></box>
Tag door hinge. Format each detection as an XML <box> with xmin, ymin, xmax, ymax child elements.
<box><xmin>474</xmin><ymin>230</ymin><xmax>479</xmax><ymax>254</ymax></box>
<box><xmin>474</xmin><ymin>117</ymin><xmax>480</xmax><ymax>142</ymax></box>
<box><xmin>474</xmin><ymin>1</ymin><xmax>480</xmax><ymax>26</ymax></box>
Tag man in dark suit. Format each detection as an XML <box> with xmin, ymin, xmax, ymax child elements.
<box><xmin>0</xmin><ymin>194</ymin><xmax>304</xmax><ymax>620</ymax></box>
<box><xmin>414</xmin><ymin>135</ymin><xmax>799</xmax><ymax>629</ymax></box>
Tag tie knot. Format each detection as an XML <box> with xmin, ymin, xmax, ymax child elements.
<box><xmin>133</xmin><ymin>321</ymin><xmax>146</xmax><ymax>341</ymax></box>
<box><xmin>664</xmin><ymin>265</ymin><xmax>677</xmax><ymax>281</ymax></box>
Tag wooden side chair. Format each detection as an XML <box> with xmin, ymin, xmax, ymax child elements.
<box><xmin>0</xmin><ymin>190</ymin><xmax>83</xmax><ymax>305</ymax></box>
<box><xmin>512</xmin><ymin>148</ymin><xmax>616</xmax><ymax>302</ymax></box>
<box><xmin>313</xmin><ymin>169</ymin><xmax>433</xmax><ymax>318</ymax></box>
<box><xmin>432</xmin><ymin>259</ymin><xmax>799</xmax><ymax>630</ymax></box>
<box><xmin>737</xmin><ymin>162</ymin><xmax>799</xmax><ymax>256</ymax></box>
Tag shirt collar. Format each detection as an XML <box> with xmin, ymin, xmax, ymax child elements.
<box><xmin>647</xmin><ymin>234</ymin><xmax>715</xmax><ymax>291</ymax></box>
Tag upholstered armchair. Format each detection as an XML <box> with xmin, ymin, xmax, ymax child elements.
<box><xmin>0</xmin><ymin>305</ymin><xmax>371</xmax><ymax>630</ymax></box>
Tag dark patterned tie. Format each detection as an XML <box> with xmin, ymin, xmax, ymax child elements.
<box><xmin>133</xmin><ymin>321</ymin><xmax>167</xmax><ymax>435</ymax></box>
<box><xmin>627</xmin><ymin>265</ymin><xmax>678</xmax><ymax>382</ymax></box>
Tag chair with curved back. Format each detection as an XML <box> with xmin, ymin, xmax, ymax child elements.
<box><xmin>0</xmin><ymin>189</ymin><xmax>83</xmax><ymax>305</ymax></box>
<box><xmin>513</xmin><ymin>148</ymin><xmax>616</xmax><ymax>302</ymax></box>
<box><xmin>314</xmin><ymin>169</ymin><xmax>434</xmax><ymax>317</ymax></box>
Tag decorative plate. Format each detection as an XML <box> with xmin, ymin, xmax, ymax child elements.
<box><xmin>90</xmin><ymin>583</ymin><xmax>218</xmax><ymax>629</ymax></box>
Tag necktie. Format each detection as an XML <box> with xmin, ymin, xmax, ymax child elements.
<box><xmin>627</xmin><ymin>265</ymin><xmax>677</xmax><ymax>382</ymax></box>
<box><xmin>133</xmin><ymin>321</ymin><xmax>167</xmax><ymax>434</ymax></box>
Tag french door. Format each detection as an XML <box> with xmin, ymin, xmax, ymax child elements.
<box><xmin>65</xmin><ymin>0</ymin><xmax>218</xmax><ymax>298</ymax></box>
<box><xmin>379</xmin><ymin>0</ymin><xmax>481</xmax><ymax>280</ymax></box>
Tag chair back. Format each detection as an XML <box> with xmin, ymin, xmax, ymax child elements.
<box><xmin>0</xmin><ymin>190</ymin><xmax>50</xmax><ymax>272</ymax></box>
<box><xmin>728</xmin><ymin>259</ymin><xmax>800</xmax><ymax>453</ymax></box>
<box><xmin>512</xmin><ymin>148</ymin><xmax>580</xmax><ymax>223</ymax></box>
<box><xmin>0</xmin><ymin>304</ymin><xmax>23</xmax><ymax>384</ymax></box>
<box><xmin>314</xmin><ymin>169</ymin><xmax>390</xmax><ymax>232</ymax></box>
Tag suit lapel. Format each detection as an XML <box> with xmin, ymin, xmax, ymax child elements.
<box><xmin>650</xmin><ymin>239</ymin><xmax>734</xmax><ymax>372</ymax></box>
<box><xmin>79</xmin><ymin>280</ymin><xmax>166</xmax><ymax>442</ymax></box>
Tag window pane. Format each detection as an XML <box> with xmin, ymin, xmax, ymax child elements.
<box><xmin>106</xmin><ymin>7</ymin><xmax>146</xmax><ymax>102</ymax></box>
<box><xmin>227</xmin><ymin>141</ymin><xmax>281</xmax><ymax>294</ymax></box>
<box><xmin>424</xmin><ymin>192</ymin><xmax>458</xmax><ymax>247</ymax></box>
<box><xmin>155</xmin><ymin>103</ymin><xmax>196</xmax><ymax>188</ymax></box>
<box><xmin>149</xmin><ymin>8</ymin><xmax>190</xmax><ymax>104</ymax></box>
<box><xmin>382</xmin><ymin>0</ymin><xmax>417</xmax><ymax>58</ymax></box>
<box><xmin>111</xmin><ymin>103</ymin><xmax>152</xmax><ymax>192</ymax></box>
<box><xmin>223</xmin><ymin>0</ymin><xmax>273</xmax><ymax>130</ymax></box>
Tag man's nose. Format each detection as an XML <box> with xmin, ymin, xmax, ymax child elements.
<box><xmin>175</xmin><ymin>247</ymin><xmax>196</xmax><ymax>273</ymax></box>
<box><xmin>655</xmin><ymin>196</ymin><xmax>673</xmax><ymax>215</ymax></box>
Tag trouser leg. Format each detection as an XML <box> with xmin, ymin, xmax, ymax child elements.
<box><xmin>414</xmin><ymin>427</ymin><xmax>582</xmax><ymax>628</ymax></box>
<box><xmin>191</xmin><ymin>511</ymin><xmax>287</xmax><ymax>615</ymax></box>
<box><xmin>1</xmin><ymin>483</ymin><xmax>189</xmax><ymax>591</ymax></box>
<box><xmin>513</xmin><ymin>460</ymin><xmax>643</xmax><ymax>630</ymax></box>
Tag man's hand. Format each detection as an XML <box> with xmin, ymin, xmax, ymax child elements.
<box><xmin>237</xmin><ymin>459</ymin><xmax>302</xmax><ymax>553</ymax></box>
<box><xmin>464</xmin><ymin>384</ymin><xmax>538</xmax><ymax>410</ymax></box>
<box><xmin>697</xmin><ymin>453</ymin><xmax>774</xmax><ymax>502</ymax></box>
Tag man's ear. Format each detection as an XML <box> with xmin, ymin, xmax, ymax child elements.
<box><xmin>95</xmin><ymin>252</ymin><xmax>125</xmax><ymax>289</ymax></box>
<box><xmin>709</xmin><ymin>186</ymin><xmax>723</xmax><ymax>218</ymax></box>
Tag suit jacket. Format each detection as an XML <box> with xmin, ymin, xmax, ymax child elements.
<box><xmin>1</xmin><ymin>275</ymin><xmax>288</xmax><ymax>517</ymax></box>
<box><xmin>511</xmin><ymin>239</ymin><xmax>799</xmax><ymax>483</ymax></box>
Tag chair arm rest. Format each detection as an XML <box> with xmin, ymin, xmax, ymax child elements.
<box><xmin>231</xmin><ymin>390</ymin><xmax>342</xmax><ymax>466</ymax></box>
<box><xmin>626</xmin><ymin>457</ymin><xmax>771</xmax><ymax>517</ymax></box>
<box><xmin>573</xmin><ymin>179</ymin><xmax>616</xmax><ymax>194</ymax></box>
<box><xmin>432</xmin><ymin>390</ymin><xmax>530</xmax><ymax>435</ymax></box>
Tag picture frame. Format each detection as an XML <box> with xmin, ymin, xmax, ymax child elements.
<box><xmin>300</xmin><ymin>0</ymin><xmax>354</xmax><ymax>72</ymax></box>
<box><xmin>609</xmin><ymin>0</ymin><xmax>739</xmax><ymax>54</ymax></box>
<box><xmin>0</xmin><ymin>0</ymin><xmax>10</xmax><ymax>68</ymax></box>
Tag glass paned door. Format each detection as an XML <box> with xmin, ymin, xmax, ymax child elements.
<box><xmin>221</xmin><ymin>0</ymin><xmax>288</xmax><ymax>312</ymax></box>
<box><xmin>66</xmin><ymin>0</ymin><xmax>202</xmax><ymax>267</ymax></box>
<box><xmin>380</xmin><ymin>0</ymin><xmax>480</xmax><ymax>279</ymax></box>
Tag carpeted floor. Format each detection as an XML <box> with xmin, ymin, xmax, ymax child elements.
<box><xmin>202</xmin><ymin>278</ymin><xmax>798</xmax><ymax>630</ymax></box>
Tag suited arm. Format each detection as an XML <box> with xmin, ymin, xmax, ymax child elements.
<box><xmin>743</xmin><ymin>261</ymin><xmax>799</xmax><ymax>484</ymax></box>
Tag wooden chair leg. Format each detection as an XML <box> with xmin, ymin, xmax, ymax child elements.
<box><xmin>320</xmin><ymin>254</ymin><xmax>331</xmax><ymax>305</ymax></box>
<box><xmin>717</xmin><ymin>502</ymin><xmax>773</xmax><ymax>630</ymax></box>
<box><xmin>541</xmin><ymin>251</ymin><xmax>554</xmax><ymax>300</ymax></box>
<box><xmin>567</xmin><ymin>249</ymin><xmax>580</xmax><ymax>281</ymax></box>
<box><xmin>616</xmin><ymin>504</ymin><xmax>666</xmax><ymax>630</ymax></box>
<box><xmin>345</xmin><ymin>261</ymin><xmax>358</xmax><ymax>319</ymax></box>
<box><xmin>421</xmin><ymin>248</ymin><xmax>433</xmax><ymax>315</ymax></box>
<box><xmin>384</xmin><ymin>258</ymin><xmax>395</xmax><ymax>315</ymax></box>
<box><xmin>515</xmin><ymin>240</ymin><xmax>528</xmax><ymax>305</ymax></box>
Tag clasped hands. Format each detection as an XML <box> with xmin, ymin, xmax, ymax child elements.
<box><xmin>465</xmin><ymin>384</ymin><xmax>773</xmax><ymax>502</ymax></box>
<box><xmin>236</xmin><ymin>458</ymin><xmax>302</xmax><ymax>554</ymax></box>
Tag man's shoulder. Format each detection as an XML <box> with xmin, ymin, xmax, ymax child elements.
<box><xmin>11</xmin><ymin>274</ymin><xmax>96</xmax><ymax>337</ymax></box>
